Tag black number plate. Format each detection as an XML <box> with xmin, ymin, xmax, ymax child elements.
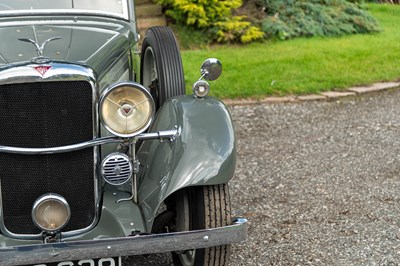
<box><xmin>33</xmin><ymin>257</ymin><xmax>122</xmax><ymax>266</ymax></box>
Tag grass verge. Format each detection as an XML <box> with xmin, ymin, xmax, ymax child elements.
<box><xmin>181</xmin><ymin>4</ymin><xmax>400</xmax><ymax>99</ymax></box>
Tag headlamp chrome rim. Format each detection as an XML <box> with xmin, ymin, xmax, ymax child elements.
<box><xmin>32</xmin><ymin>193</ymin><xmax>71</xmax><ymax>233</ymax></box>
<box><xmin>192</xmin><ymin>80</ymin><xmax>210</xmax><ymax>98</ymax></box>
<box><xmin>99</xmin><ymin>82</ymin><xmax>155</xmax><ymax>137</ymax></box>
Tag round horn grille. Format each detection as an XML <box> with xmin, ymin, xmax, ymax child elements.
<box><xmin>101</xmin><ymin>153</ymin><xmax>132</xmax><ymax>185</ymax></box>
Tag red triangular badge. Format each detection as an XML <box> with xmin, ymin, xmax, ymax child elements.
<box><xmin>33</xmin><ymin>66</ymin><xmax>52</xmax><ymax>76</ymax></box>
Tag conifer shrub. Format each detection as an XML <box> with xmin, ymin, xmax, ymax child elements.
<box><xmin>154</xmin><ymin>0</ymin><xmax>264</xmax><ymax>43</ymax></box>
<box><xmin>261</xmin><ymin>0</ymin><xmax>381</xmax><ymax>40</ymax></box>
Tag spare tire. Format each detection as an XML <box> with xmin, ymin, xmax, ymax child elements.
<box><xmin>140</xmin><ymin>26</ymin><xmax>186</xmax><ymax>110</ymax></box>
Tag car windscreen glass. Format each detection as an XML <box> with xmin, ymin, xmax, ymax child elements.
<box><xmin>0</xmin><ymin>0</ymin><xmax>128</xmax><ymax>18</ymax></box>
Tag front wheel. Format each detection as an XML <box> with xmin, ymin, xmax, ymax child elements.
<box><xmin>169</xmin><ymin>184</ymin><xmax>232</xmax><ymax>266</ymax></box>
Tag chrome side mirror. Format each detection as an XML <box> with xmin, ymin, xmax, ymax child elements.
<box><xmin>193</xmin><ymin>58</ymin><xmax>222</xmax><ymax>98</ymax></box>
<box><xmin>200</xmin><ymin>58</ymin><xmax>222</xmax><ymax>81</ymax></box>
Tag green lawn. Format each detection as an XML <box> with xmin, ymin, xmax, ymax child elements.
<box><xmin>181</xmin><ymin>4</ymin><xmax>400</xmax><ymax>99</ymax></box>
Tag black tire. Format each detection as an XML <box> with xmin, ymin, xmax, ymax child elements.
<box><xmin>170</xmin><ymin>184</ymin><xmax>232</xmax><ymax>266</ymax></box>
<box><xmin>140</xmin><ymin>26</ymin><xmax>186</xmax><ymax>110</ymax></box>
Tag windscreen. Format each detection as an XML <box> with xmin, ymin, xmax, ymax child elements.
<box><xmin>0</xmin><ymin>0</ymin><xmax>128</xmax><ymax>17</ymax></box>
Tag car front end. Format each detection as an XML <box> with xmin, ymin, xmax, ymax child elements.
<box><xmin>0</xmin><ymin>1</ymin><xmax>247</xmax><ymax>265</ymax></box>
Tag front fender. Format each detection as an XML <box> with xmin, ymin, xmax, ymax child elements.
<box><xmin>137</xmin><ymin>95</ymin><xmax>236</xmax><ymax>230</ymax></box>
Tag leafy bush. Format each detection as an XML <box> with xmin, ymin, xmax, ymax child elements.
<box><xmin>261</xmin><ymin>0</ymin><xmax>381</xmax><ymax>40</ymax></box>
<box><xmin>373</xmin><ymin>0</ymin><xmax>400</xmax><ymax>3</ymax></box>
<box><xmin>346</xmin><ymin>0</ymin><xmax>382</xmax><ymax>4</ymax></box>
<box><xmin>346</xmin><ymin>0</ymin><xmax>365</xmax><ymax>3</ymax></box>
<box><xmin>155</xmin><ymin>0</ymin><xmax>264</xmax><ymax>43</ymax></box>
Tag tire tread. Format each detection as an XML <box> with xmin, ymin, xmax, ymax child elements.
<box><xmin>202</xmin><ymin>184</ymin><xmax>231</xmax><ymax>266</ymax></box>
<box><xmin>140</xmin><ymin>26</ymin><xmax>185</xmax><ymax>109</ymax></box>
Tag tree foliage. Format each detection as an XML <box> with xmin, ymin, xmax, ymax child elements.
<box><xmin>261</xmin><ymin>0</ymin><xmax>381</xmax><ymax>40</ymax></box>
<box><xmin>154</xmin><ymin>0</ymin><xmax>264</xmax><ymax>43</ymax></box>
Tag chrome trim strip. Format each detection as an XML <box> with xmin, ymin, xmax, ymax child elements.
<box><xmin>0</xmin><ymin>218</ymin><xmax>247</xmax><ymax>265</ymax></box>
<box><xmin>0</xmin><ymin>137</ymin><xmax>121</xmax><ymax>155</ymax></box>
<box><xmin>0</xmin><ymin>63</ymin><xmax>95</xmax><ymax>85</ymax></box>
<box><xmin>0</xmin><ymin>52</ymin><xmax>8</xmax><ymax>64</ymax></box>
<box><xmin>0</xmin><ymin>129</ymin><xmax>180</xmax><ymax>155</ymax></box>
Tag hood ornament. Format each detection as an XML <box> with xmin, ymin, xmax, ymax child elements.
<box><xmin>18</xmin><ymin>36</ymin><xmax>61</xmax><ymax>76</ymax></box>
<box><xmin>18</xmin><ymin>37</ymin><xmax>61</xmax><ymax>57</ymax></box>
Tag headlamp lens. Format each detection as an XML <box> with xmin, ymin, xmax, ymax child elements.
<box><xmin>100</xmin><ymin>83</ymin><xmax>155</xmax><ymax>137</ymax></box>
<box><xmin>32</xmin><ymin>194</ymin><xmax>70</xmax><ymax>232</ymax></box>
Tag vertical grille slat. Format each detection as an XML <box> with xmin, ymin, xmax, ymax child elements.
<box><xmin>0</xmin><ymin>81</ymin><xmax>95</xmax><ymax>235</ymax></box>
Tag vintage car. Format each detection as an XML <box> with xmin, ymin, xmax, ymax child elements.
<box><xmin>0</xmin><ymin>0</ymin><xmax>247</xmax><ymax>265</ymax></box>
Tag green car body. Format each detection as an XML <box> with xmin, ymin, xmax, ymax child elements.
<box><xmin>0</xmin><ymin>1</ymin><xmax>246</xmax><ymax>265</ymax></box>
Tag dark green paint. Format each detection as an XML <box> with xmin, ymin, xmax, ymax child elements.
<box><xmin>0</xmin><ymin>15</ymin><xmax>135</xmax><ymax>78</ymax></box>
<box><xmin>0</xmin><ymin>191</ymin><xmax>144</xmax><ymax>246</ymax></box>
<box><xmin>0</xmin><ymin>10</ymin><xmax>236</xmax><ymax>239</ymax></box>
<box><xmin>137</xmin><ymin>95</ymin><xmax>236</xmax><ymax>230</ymax></box>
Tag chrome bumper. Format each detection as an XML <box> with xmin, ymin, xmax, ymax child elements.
<box><xmin>1</xmin><ymin>218</ymin><xmax>247</xmax><ymax>266</ymax></box>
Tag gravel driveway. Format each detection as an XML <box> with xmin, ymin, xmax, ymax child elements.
<box><xmin>128</xmin><ymin>88</ymin><xmax>400</xmax><ymax>265</ymax></box>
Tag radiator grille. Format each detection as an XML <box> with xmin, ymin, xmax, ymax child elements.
<box><xmin>0</xmin><ymin>81</ymin><xmax>96</xmax><ymax>235</ymax></box>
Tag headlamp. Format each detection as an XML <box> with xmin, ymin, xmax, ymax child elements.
<box><xmin>100</xmin><ymin>82</ymin><xmax>155</xmax><ymax>137</ymax></box>
<box><xmin>32</xmin><ymin>194</ymin><xmax>70</xmax><ymax>232</ymax></box>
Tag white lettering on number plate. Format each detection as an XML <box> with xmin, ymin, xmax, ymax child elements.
<box><xmin>33</xmin><ymin>257</ymin><xmax>121</xmax><ymax>266</ymax></box>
